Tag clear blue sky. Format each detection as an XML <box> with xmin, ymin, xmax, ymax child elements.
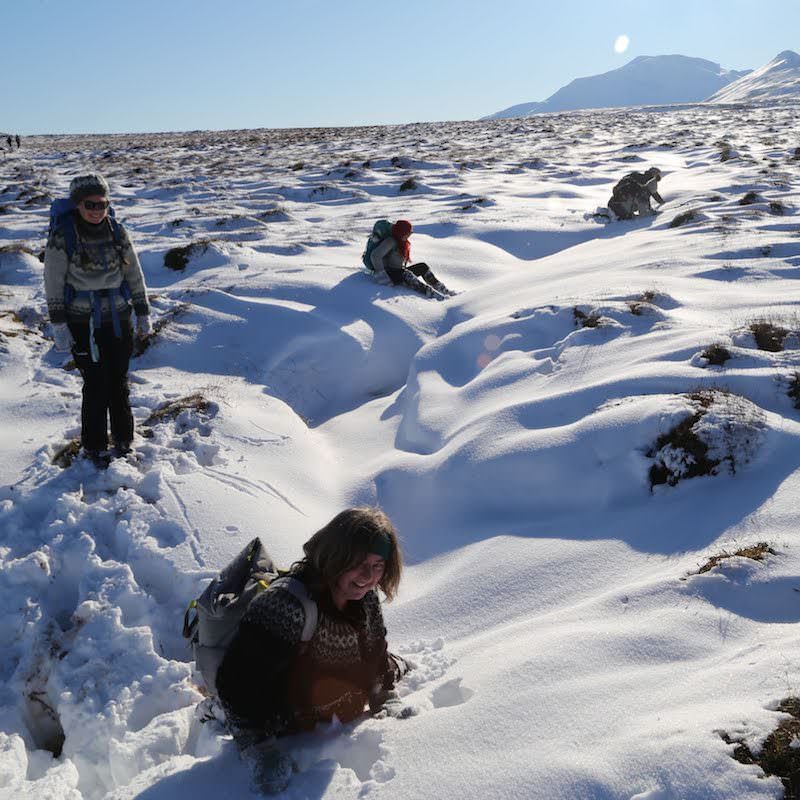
<box><xmin>4</xmin><ymin>0</ymin><xmax>798</xmax><ymax>134</ymax></box>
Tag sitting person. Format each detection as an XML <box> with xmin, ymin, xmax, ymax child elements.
<box><xmin>369</xmin><ymin>219</ymin><xmax>455</xmax><ymax>299</ymax></box>
<box><xmin>608</xmin><ymin>167</ymin><xmax>664</xmax><ymax>220</ymax></box>
<box><xmin>217</xmin><ymin>507</ymin><xmax>412</xmax><ymax>795</ymax></box>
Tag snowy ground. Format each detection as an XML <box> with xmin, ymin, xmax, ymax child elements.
<box><xmin>1</xmin><ymin>103</ymin><xmax>800</xmax><ymax>799</ymax></box>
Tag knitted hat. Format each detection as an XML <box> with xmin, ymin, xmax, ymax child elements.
<box><xmin>69</xmin><ymin>174</ymin><xmax>109</xmax><ymax>204</ymax></box>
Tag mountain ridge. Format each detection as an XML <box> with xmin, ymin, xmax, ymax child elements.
<box><xmin>484</xmin><ymin>54</ymin><xmax>749</xmax><ymax>119</ymax></box>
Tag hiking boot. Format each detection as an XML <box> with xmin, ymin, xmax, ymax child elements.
<box><xmin>84</xmin><ymin>449</ymin><xmax>111</xmax><ymax>469</ymax></box>
<box><xmin>111</xmin><ymin>441</ymin><xmax>132</xmax><ymax>459</ymax></box>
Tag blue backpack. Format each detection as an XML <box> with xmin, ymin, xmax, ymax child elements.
<box><xmin>362</xmin><ymin>219</ymin><xmax>393</xmax><ymax>271</ymax></box>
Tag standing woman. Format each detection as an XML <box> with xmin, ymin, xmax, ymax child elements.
<box><xmin>369</xmin><ymin>219</ymin><xmax>456</xmax><ymax>299</ymax></box>
<box><xmin>217</xmin><ymin>507</ymin><xmax>413</xmax><ymax>795</ymax></box>
<box><xmin>45</xmin><ymin>174</ymin><xmax>152</xmax><ymax>464</ymax></box>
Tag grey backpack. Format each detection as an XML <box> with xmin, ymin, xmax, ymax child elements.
<box><xmin>182</xmin><ymin>537</ymin><xmax>318</xmax><ymax>696</ymax></box>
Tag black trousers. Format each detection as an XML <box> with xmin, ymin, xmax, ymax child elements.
<box><xmin>385</xmin><ymin>262</ymin><xmax>448</xmax><ymax>295</ymax></box>
<box><xmin>68</xmin><ymin>318</ymin><xmax>134</xmax><ymax>452</ymax></box>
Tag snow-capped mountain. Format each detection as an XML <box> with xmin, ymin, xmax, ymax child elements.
<box><xmin>485</xmin><ymin>55</ymin><xmax>749</xmax><ymax>119</ymax></box>
<box><xmin>707</xmin><ymin>50</ymin><xmax>800</xmax><ymax>104</ymax></box>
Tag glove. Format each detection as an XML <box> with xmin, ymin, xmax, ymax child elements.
<box><xmin>135</xmin><ymin>315</ymin><xmax>153</xmax><ymax>339</ymax></box>
<box><xmin>242</xmin><ymin>741</ymin><xmax>294</xmax><ymax>795</ymax></box>
<box><xmin>371</xmin><ymin>689</ymin><xmax>417</xmax><ymax>720</ymax></box>
<box><xmin>52</xmin><ymin>323</ymin><xmax>74</xmax><ymax>353</ymax></box>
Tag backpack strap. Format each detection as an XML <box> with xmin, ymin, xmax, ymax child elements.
<box><xmin>63</xmin><ymin>280</ymin><xmax>132</xmax><ymax>341</ymax></box>
<box><xmin>269</xmin><ymin>576</ymin><xmax>318</xmax><ymax>642</ymax></box>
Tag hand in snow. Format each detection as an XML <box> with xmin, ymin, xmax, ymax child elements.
<box><xmin>372</xmin><ymin>689</ymin><xmax>417</xmax><ymax>720</ymax></box>
<box><xmin>242</xmin><ymin>741</ymin><xmax>294</xmax><ymax>795</ymax></box>
<box><xmin>135</xmin><ymin>315</ymin><xmax>153</xmax><ymax>339</ymax></box>
<box><xmin>51</xmin><ymin>322</ymin><xmax>74</xmax><ymax>352</ymax></box>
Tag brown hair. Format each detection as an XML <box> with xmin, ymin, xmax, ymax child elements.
<box><xmin>298</xmin><ymin>507</ymin><xmax>403</xmax><ymax>601</ymax></box>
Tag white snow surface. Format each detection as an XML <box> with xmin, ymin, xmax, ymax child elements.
<box><xmin>1</xmin><ymin>103</ymin><xmax>800</xmax><ymax>799</ymax></box>
<box><xmin>485</xmin><ymin>55</ymin><xmax>749</xmax><ymax>119</ymax></box>
<box><xmin>708</xmin><ymin>50</ymin><xmax>800</xmax><ymax>105</ymax></box>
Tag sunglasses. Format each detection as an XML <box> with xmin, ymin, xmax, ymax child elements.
<box><xmin>81</xmin><ymin>199</ymin><xmax>110</xmax><ymax>211</ymax></box>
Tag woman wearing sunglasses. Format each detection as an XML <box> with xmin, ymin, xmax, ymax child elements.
<box><xmin>44</xmin><ymin>173</ymin><xmax>151</xmax><ymax>466</ymax></box>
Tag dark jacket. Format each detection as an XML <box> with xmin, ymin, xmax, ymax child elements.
<box><xmin>216</xmin><ymin>567</ymin><xmax>401</xmax><ymax>747</ymax></box>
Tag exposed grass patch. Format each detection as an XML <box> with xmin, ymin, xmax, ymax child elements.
<box><xmin>788</xmin><ymin>372</ymin><xmax>800</xmax><ymax>409</ymax></box>
<box><xmin>134</xmin><ymin>302</ymin><xmax>192</xmax><ymax>356</ymax></box>
<box><xmin>648</xmin><ymin>406</ymin><xmax>716</xmax><ymax>487</ymax></box>
<box><xmin>647</xmin><ymin>390</ymin><xmax>765</xmax><ymax>488</ymax></box>
<box><xmin>573</xmin><ymin>307</ymin><xmax>602</xmax><ymax>328</ymax></box>
<box><xmin>750</xmin><ymin>321</ymin><xmax>789</xmax><ymax>352</ymax></box>
<box><xmin>670</xmin><ymin>209</ymin><xmax>698</xmax><ymax>228</ymax></box>
<box><xmin>701</xmin><ymin>343</ymin><xmax>732</xmax><ymax>366</ymax></box>
<box><xmin>722</xmin><ymin>698</ymin><xmax>800</xmax><ymax>798</ymax></box>
<box><xmin>399</xmin><ymin>177</ymin><xmax>418</xmax><ymax>193</ymax></box>
<box><xmin>164</xmin><ymin>241</ymin><xmax>209</xmax><ymax>271</ymax></box>
<box><xmin>718</xmin><ymin>142</ymin><xmax>733</xmax><ymax>162</ymax></box>
<box><xmin>52</xmin><ymin>438</ymin><xmax>81</xmax><ymax>469</ymax></box>
<box><xmin>289</xmin><ymin>162</ymin><xmax>304</xmax><ymax>171</ymax></box>
<box><xmin>143</xmin><ymin>393</ymin><xmax>210</xmax><ymax>427</ymax></box>
<box><xmin>738</xmin><ymin>191</ymin><xmax>761</xmax><ymax>206</ymax></box>
<box><xmin>0</xmin><ymin>243</ymin><xmax>39</xmax><ymax>257</ymax></box>
<box><xmin>696</xmin><ymin>542</ymin><xmax>775</xmax><ymax>574</ymax></box>
<box><xmin>769</xmin><ymin>200</ymin><xmax>787</xmax><ymax>215</ymax></box>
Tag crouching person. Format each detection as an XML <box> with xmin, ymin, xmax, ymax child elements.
<box><xmin>216</xmin><ymin>508</ymin><xmax>412</xmax><ymax>795</ymax></box>
<box><xmin>608</xmin><ymin>167</ymin><xmax>664</xmax><ymax>220</ymax></box>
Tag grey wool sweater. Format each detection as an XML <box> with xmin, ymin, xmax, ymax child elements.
<box><xmin>44</xmin><ymin>214</ymin><xmax>149</xmax><ymax>325</ymax></box>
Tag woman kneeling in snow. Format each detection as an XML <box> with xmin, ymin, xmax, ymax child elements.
<box><xmin>370</xmin><ymin>219</ymin><xmax>456</xmax><ymax>299</ymax></box>
<box><xmin>217</xmin><ymin>507</ymin><xmax>412</xmax><ymax>795</ymax></box>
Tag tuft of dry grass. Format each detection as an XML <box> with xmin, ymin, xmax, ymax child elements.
<box><xmin>670</xmin><ymin>209</ymin><xmax>697</xmax><ymax>228</ymax></box>
<box><xmin>788</xmin><ymin>372</ymin><xmax>800</xmax><ymax>409</ymax></box>
<box><xmin>164</xmin><ymin>241</ymin><xmax>209</xmax><ymax>271</ymax></box>
<box><xmin>722</xmin><ymin>698</ymin><xmax>800</xmax><ymax>799</ymax></box>
<box><xmin>143</xmin><ymin>394</ymin><xmax>210</xmax><ymax>426</ymax></box>
<box><xmin>52</xmin><ymin>438</ymin><xmax>81</xmax><ymax>469</ymax></box>
<box><xmin>573</xmin><ymin>307</ymin><xmax>601</xmax><ymax>328</ymax></box>
<box><xmin>769</xmin><ymin>200</ymin><xmax>787</xmax><ymax>215</ymax></box>
<box><xmin>696</xmin><ymin>542</ymin><xmax>775</xmax><ymax>574</ymax></box>
<box><xmin>750</xmin><ymin>321</ymin><xmax>789</xmax><ymax>352</ymax></box>
<box><xmin>134</xmin><ymin>302</ymin><xmax>191</xmax><ymax>356</ymax></box>
<box><xmin>738</xmin><ymin>191</ymin><xmax>761</xmax><ymax>206</ymax></box>
<box><xmin>399</xmin><ymin>177</ymin><xmax>418</xmax><ymax>192</ymax></box>
<box><xmin>647</xmin><ymin>409</ymin><xmax>715</xmax><ymax>487</ymax></box>
<box><xmin>701</xmin><ymin>343</ymin><xmax>732</xmax><ymax>366</ymax></box>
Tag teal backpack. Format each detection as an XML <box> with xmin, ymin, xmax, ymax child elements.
<box><xmin>362</xmin><ymin>219</ymin><xmax>393</xmax><ymax>271</ymax></box>
<box><xmin>182</xmin><ymin>538</ymin><xmax>317</xmax><ymax>696</ymax></box>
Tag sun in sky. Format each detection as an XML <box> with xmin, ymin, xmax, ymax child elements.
<box><xmin>614</xmin><ymin>35</ymin><xmax>630</xmax><ymax>54</ymax></box>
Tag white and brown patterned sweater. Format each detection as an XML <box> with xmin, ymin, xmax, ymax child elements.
<box><xmin>44</xmin><ymin>213</ymin><xmax>149</xmax><ymax>325</ymax></box>
<box><xmin>217</xmin><ymin>569</ymin><xmax>401</xmax><ymax>746</ymax></box>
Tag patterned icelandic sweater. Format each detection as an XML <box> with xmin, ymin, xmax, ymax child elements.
<box><xmin>216</xmin><ymin>574</ymin><xmax>399</xmax><ymax>746</ymax></box>
<box><xmin>44</xmin><ymin>213</ymin><xmax>149</xmax><ymax>325</ymax></box>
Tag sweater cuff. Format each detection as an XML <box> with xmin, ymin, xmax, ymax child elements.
<box><xmin>48</xmin><ymin>304</ymin><xmax>67</xmax><ymax>325</ymax></box>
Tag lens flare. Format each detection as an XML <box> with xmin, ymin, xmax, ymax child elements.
<box><xmin>614</xmin><ymin>35</ymin><xmax>630</xmax><ymax>54</ymax></box>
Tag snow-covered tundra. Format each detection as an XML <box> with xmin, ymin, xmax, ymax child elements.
<box><xmin>1</xmin><ymin>102</ymin><xmax>799</xmax><ymax>799</ymax></box>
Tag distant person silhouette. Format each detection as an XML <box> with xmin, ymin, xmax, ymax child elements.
<box><xmin>15</xmin><ymin>134</ymin><xmax>20</xmax><ymax>149</ymax></box>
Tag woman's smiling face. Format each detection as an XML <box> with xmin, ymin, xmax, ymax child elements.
<box><xmin>331</xmin><ymin>554</ymin><xmax>386</xmax><ymax>609</ymax></box>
